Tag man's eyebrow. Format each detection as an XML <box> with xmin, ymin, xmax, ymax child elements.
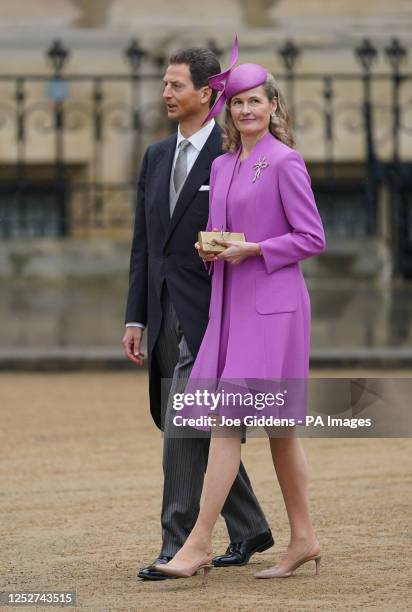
<box><xmin>163</xmin><ymin>79</ymin><xmax>183</xmax><ymax>86</ymax></box>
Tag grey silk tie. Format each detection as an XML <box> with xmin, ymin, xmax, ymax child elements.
<box><xmin>173</xmin><ymin>139</ymin><xmax>191</xmax><ymax>194</ymax></box>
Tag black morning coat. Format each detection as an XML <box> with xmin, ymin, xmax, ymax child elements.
<box><xmin>125</xmin><ymin>123</ymin><xmax>223</xmax><ymax>429</ymax></box>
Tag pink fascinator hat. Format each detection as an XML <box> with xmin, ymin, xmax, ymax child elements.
<box><xmin>203</xmin><ymin>35</ymin><xmax>268</xmax><ymax>125</ymax></box>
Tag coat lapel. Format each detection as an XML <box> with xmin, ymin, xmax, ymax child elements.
<box><xmin>164</xmin><ymin>124</ymin><xmax>222</xmax><ymax>245</ymax></box>
<box><xmin>152</xmin><ymin>135</ymin><xmax>176</xmax><ymax>233</ymax></box>
<box><xmin>213</xmin><ymin>147</ymin><xmax>241</xmax><ymax>231</ymax></box>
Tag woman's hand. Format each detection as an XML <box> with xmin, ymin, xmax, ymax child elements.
<box><xmin>194</xmin><ymin>227</ymin><xmax>221</xmax><ymax>262</ymax></box>
<box><xmin>195</xmin><ymin>242</ymin><xmax>218</xmax><ymax>262</ymax></box>
<box><xmin>213</xmin><ymin>237</ymin><xmax>261</xmax><ymax>265</ymax></box>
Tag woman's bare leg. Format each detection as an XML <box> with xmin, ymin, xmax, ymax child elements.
<box><xmin>268</xmin><ymin>436</ymin><xmax>319</xmax><ymax>565</ymax></box>
<box><xmin>168</xmin><ymin>431</ymin><xmax>242</xmax><ymax>567</ymax></box>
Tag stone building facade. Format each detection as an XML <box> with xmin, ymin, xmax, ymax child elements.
<box><xmin>0</xmin><ymin>0</ymin><xmax>411</xmax><ymax>278</ymax></box>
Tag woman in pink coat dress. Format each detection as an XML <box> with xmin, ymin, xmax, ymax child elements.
<box><xmin>154</xmin><ymin>38</ymin><xmax>326</xmax><ymax>581</ymax></box>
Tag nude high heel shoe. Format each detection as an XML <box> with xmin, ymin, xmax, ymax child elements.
<box><xmin>255</xmin><ymin>542</ymin><xmax>321</xmax><ymax>579</ymax></box>
<box><xmin>151</xmin><ymin>554</ymin><xmax>214</xmax><ymax>582</ymax></box>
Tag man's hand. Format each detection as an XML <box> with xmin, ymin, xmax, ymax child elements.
<box><xmin>122</xmin><ymin>327</ymin><xmax>145</xmax><ymax>366</ymax></box>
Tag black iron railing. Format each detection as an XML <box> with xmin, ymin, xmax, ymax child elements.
<box><xmin>0</xmin><ymin>37</ymin><xmax>411</xmax><ymax>272</ymax></box>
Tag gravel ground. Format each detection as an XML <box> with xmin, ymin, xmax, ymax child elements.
<box><xmin>0</xmin><ymin>372</ymin><xmax>411</xmax><ymax>611</ymax></box>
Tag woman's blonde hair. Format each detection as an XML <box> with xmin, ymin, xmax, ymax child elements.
<box><xmin>222</xmin><ymin>73</ymin><xmax>295</xmax><ymax>152</ymax></box>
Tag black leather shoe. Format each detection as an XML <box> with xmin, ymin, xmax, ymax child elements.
<box><xmin>137</xmin><ymin>556</ymin><xmax>176</xmax><ymax>580</ymax></box>
<box><xmin>213</xmin><ymin>529</ymin><xmax>274</xmax><ymax>567</ymax></box>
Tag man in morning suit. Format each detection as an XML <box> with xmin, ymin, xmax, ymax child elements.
<box><xmin>122</xmin><ymin>46</ymin><xmax>273</xmax><ymax>580</ymax></box>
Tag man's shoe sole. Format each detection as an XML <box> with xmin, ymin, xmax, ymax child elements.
<box><xmin>213</xmin><ymin>536</ymin><xmax>275</xmax><ymax>567</ymax></box>
<box><xmin>255</xmin><ymin>538</ymin><xmax>275</xmax><ymax>553</ymax></box>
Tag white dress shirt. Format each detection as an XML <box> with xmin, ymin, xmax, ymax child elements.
<box><xmin>126</xmin><ymin>119</ymin><xmax>215</xmax><ymax>329</ymax></box>
<box><xmin>173</xmin><ymin>119</ymin><xmax>215</xmax><ymax>176</ymax></box>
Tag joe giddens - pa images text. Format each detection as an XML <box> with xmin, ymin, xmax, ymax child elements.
<box><xmin>172</xmin><ymin>415</ymin><xmax>373</xmax><ymax>429</ymax></box>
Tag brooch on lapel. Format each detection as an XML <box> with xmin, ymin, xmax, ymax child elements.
<box><xmin>252</xmin><ymin>155</ymin><xmax>269</xmax><ymax>183</ymax></box>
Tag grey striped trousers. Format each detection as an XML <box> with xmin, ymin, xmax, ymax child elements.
<box><xmin>154</xmin><ymin>285</ymin><xmax>269</xmax><ymax>557</ymax></box>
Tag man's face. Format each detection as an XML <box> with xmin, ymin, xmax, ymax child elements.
<box><xmin>162</xmin><ymin>63</ymin><xmax>210</xmax><ymax>122</ymax></box>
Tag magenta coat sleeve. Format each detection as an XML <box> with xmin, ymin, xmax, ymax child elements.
<box><xmin>259</xmin><ymin>151</ymin><xmax>326</xmax><ymax>274</ymax></box>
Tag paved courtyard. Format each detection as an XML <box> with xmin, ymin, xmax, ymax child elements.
<box><xmin>0</xmin><ymin>371</ymin><xmax>411</xmax><ymax>611</ymax></box>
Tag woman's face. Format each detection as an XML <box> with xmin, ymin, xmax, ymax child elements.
<box><xmin>230</xmin><ymin>85</ymin><xmax>277</xmax><ymax>138</ymax></box>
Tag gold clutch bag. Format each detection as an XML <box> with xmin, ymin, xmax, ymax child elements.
<box><xmin>198</xmin><ymin>231</ymin><xmax>246</xmax><ymax>253</ymax></box>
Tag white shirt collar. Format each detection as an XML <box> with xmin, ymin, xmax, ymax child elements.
<box><xmin>176</xmin><ymin>119</ymin><xmax>215</xmax><ymax>152</ymax></box>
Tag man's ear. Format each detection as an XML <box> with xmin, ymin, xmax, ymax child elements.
<box><xmin>200</xmin><ymin>85</ymin><xmax>213</xmax><ymax>106</ymax></box>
